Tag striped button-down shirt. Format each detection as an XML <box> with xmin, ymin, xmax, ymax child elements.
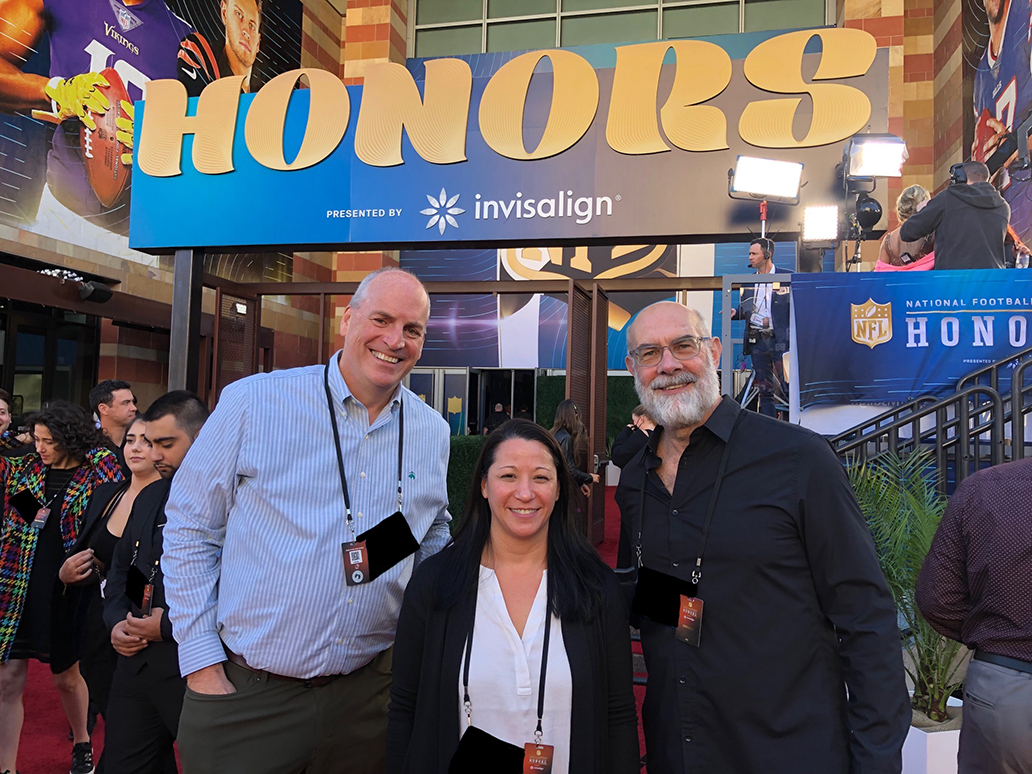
<box><xmin>162</xmin><ymin>354</ymin><xmax>452</xmax><ymax>679</ymax></box>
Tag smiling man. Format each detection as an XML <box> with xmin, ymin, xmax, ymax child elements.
<box><xmin>162</xmin><ymin>267</ymin><xmax>451</xmax><ymax>774</ymax></box>
<box><xmin>616</xmin><ymin>301</ymin><xmax>909</xmax><ymax>774</ymax></box>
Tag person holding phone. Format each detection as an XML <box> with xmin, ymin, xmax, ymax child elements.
<box><xmin>0</xmin><ymin>401</ymin><xmax>122</xmax><ymax>774</ymax></box>
<box><xmin>101</xmin><ymin>392</ymin><xmax>208</xmax><ymax>773</ymax></box>
<box><xmin>59</xmin><ymin>416</ymin><xmax>161</xmax><ymax>758</ymax></box>
<box><xmin>387</xmin><ymin>419</ymin><xmax>638</xmax><ymax>774</ymax></box>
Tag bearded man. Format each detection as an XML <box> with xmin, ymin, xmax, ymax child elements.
<box><xmin>614</xmin><ymin>301</ymin><xmax>909</xmax><ymax>774</ymax></box>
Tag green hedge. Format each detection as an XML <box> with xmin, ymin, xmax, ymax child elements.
<box><xmin>447</xmin><ymin>434</ymin><xmax>487</xmax><ymax>531</ymax></box>
<box><xmin>534</xmin><ymin>374</ymin><xmax>640</xmax><ymax>454</ymax></box>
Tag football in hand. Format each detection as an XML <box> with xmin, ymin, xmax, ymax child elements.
<box><xmin>80</xmin><ymin>67</ymin><xmax>131</xmax><ymax>208</ymax></box>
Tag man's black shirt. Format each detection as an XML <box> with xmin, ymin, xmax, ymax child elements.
<box><xmin>615</xmin><ymin>397</ymin><xmax>909</xmax><ymax>774</ymax></box>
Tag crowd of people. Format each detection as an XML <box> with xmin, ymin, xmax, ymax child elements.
<box><xmin>0</xmin><ymin>266</ymin><xmax>1027</xmax><ymax>774</ymax></box>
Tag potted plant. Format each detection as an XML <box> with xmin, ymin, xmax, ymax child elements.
<box><xmin>848</xmin><ymin>451</ymin><xmax>966</xmax><ymax>774</ymax></box>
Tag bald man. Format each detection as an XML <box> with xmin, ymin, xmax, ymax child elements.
<box><xmin>163</xmin><ymin>267</ymin><xmax>451</xmax><ymax>774</ymax></box>
<box><xmin>616</xmin><ymin>301</ymin><xmax>908</xmax><ymax>774</ymax></box>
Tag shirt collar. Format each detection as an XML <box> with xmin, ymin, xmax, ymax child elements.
<box><xmin>644</xmin><ymin>396</ymin><xmax>741</xmax><ymax>469</ymax></box>
<box><xmin>326</xmin><ymin>349</ymin><xmax>403</xmax><ymax>413</ymax></box>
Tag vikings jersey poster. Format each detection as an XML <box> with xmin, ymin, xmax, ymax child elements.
<box><xmin>0</xmin><ymin>0</ymin><xmax>300</xmax><ymax>273</ymax></box>
<box><xmin>966</xmin><ymin>0</ymin><xmax>1032</xmax><ymax>241</ymax></box>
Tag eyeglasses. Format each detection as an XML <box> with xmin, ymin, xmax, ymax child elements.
<box><xmin>628</xmin><ymin>335</ymin><xmax>711</xmax><ymax>367</ymax></box>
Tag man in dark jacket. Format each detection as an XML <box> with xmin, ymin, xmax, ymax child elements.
<box><xmin>102</xmin><ymin>391</ymin><xmax>208</xmax><ymax>772</ymax></box>
<box><xmin>899</xmin><ymin>161</ymin><xmax>1010</xmax><ymax>270</ymax></box>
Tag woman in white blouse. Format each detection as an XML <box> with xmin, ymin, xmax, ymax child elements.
<box><xmin>386</xmin><ymin>419</ymin><xmax>639</xmax><ymax>774</ymax></box>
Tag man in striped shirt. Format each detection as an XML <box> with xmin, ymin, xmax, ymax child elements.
<box><xmin>163</xmin><ymin>267</ymin><xmax>451</xmax><ymax>774</ymax></box>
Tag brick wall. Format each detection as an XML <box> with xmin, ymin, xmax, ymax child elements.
<box><xmin>98</xmin><ymin>321</ymin><xmax>170</xmax><ymax>411</ymax></box>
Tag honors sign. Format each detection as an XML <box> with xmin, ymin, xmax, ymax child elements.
<box><xmin>130</xmin><ymin>28</ymin><xmax>889</xmax><ymax>251</ymax></box>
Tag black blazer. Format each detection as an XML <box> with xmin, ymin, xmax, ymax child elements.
<box><xmin>69</xmin><ymin>480</ymin><xmax>129</xmax><ymax>565</ymax></box>
<box><xmin>103</xmin><ymin>478</ymin><xmax>178</xmax><ymax>676</ymax></box>
<box><xmin>386</xmin><ymin>548</ymin><xmax>640</xmax><ymax>774</ymax></box>
<box><xmin>609</xmin><ymin>426</ymin><xmax>649</xmax><ymax>470</ymax></box>
<box><xmin>554</xmin><ymin>428</ymin><xmax>594</xmax><ymax>486</ymax></box>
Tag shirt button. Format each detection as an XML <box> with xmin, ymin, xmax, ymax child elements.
<box><xmin>336</xmin><ymin>637</ymin><xmax>343</xmax><ymax>644</ymax></box>
<box><xmin>364</xmin><ymin>434</ymin><xmax>369</xmax><ymax>440</ymax></box>
<box><xmin>672</xmin><ymin>509</ymin><xmax>678</xmax><ymax>516</ymax></box>
<box><xmin>360</xmin><ymin>471</ymin><xmax>366</xmax><ymax>478</ymax></box>
<box><xmin>672</xmin><ymin>562</ymin><xmax>679</xmax><ymax>567</ymax></box>
<box><xmin>357</xmin><ymin>512</ymin><xmax>363</xmax><ymax>519</ymax></box>
<box><xmin>685</xmin><ymin>735</ymin><xmax>692</xmax><ymax>743</ymax></box>
<box><xmin>679</xmin><ymin>676</ymin><xmax>687</xmax><ymax>684</ymax></box>
<box><xmin>348</xmin><ymin>598</ymin><xmax>354</xmax><ymax>605</ymax></box>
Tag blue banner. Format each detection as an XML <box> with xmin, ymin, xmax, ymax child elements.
<box><xmin>794</xmin><ymin>270</ymin><xmax>1032</xmax><ymax>407</ymax></box>
<box><xmin>129</xmin><ymin>29</ymin><xmax>888</xmax><ymax>251</ymax></box>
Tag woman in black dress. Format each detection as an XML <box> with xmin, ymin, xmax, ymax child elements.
<box><xmin>60</xmin><ymin>416</ymin><xmax>161</xmax><ymax>736</ymax></box>
<box><xmin>0</xmin><ymin>402</ymin><xmax>122</xmax><ymax>774</ymax></box>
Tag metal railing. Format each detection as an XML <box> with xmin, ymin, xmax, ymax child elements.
<box><xmin>832</xmin><ymin>386</ymin><xmax>1005</xmax><ymax>493</ymax></box>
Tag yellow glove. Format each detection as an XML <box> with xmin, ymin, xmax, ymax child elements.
<box><xmin>116</xmin><ymin>100</ymin><xmax>134</xmax><ymax>166</ymax></box>
<box><xmin>38</xmin><ymin>72</ymin><xmax>111</xmax><ymax>130</ymax></box>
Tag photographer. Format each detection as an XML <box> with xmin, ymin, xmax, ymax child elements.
<box><xmin>899</xmin><ymin>161</ymin><xmax>1009</xmax><ymax>270</ymax></box>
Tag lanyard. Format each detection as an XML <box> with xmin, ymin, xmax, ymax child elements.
<box><xmin>323</xmin><ymin>356</ymin><xmax>405</xmax><ymax>540</ymax></box>
<box><xmin>462</xmin><ymin>573</ymin><xmax>553</xmax><ymax>745</ymax></box>
<box><xmin>635</xmin><ymin>412</ymin><xmax>741</xmax><ymax>587</ymax></box>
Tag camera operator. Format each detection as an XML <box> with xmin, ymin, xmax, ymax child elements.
<box><xmin>899</xmin><ymin>161</ymin><xmax>1009</xmax><ymax>270</ymax></box>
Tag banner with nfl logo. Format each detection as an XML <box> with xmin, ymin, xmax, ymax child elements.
<box><xmin>793</xmin><ymin>270</ymin><xmax>1032</xmax><ymax>407</ymax></box>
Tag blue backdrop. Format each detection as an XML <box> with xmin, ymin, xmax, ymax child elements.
<box><xmin>794</xmin><ymin>270</ymin><xmax>1032</xmax><ymax>407</ymax></box>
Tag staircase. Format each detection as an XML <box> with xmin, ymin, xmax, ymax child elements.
<box><xmin>830</xmin><ymin>345</ymin><xmax>1032</xmax><ymax>492</ymax></box>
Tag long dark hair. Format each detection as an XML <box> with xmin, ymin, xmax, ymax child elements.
<box><xmin>28</xmin><ymin>401</ymin><xmax>107</xmax><ymax>463</ymax></box>
<box><xmin>435</xmin><ymin>419</ymin><xmax>608</xmax><ymax>622</ymax></box>
<box><xmin>550</xmin><ymin>399</ymin><xmax>585</xmax><ymax>450</ymax></box>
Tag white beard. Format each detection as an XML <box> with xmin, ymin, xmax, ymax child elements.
<box><xmin>634</xmin><ymin>356</ymin><xmax>721</xmax><ymax>430</ymax></box>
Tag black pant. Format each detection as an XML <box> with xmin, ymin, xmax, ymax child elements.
<box><xmin>102</xmin><ymin>653</ymin><xmax>185</xmax><ymax>774</ymax></box>
<box><xmin>750</xmin><ymin>337</ymin><xmax>784</xmax><ymax>418</ymax></box>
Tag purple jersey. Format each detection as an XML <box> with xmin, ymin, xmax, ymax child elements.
<box><xmin>43</xmin><ymin>0</ymin><xmax>192</xmax><ymax>233</ymax></box>
<box><xmin>973</xmin><ymin>0</ymin><xmax>1032</xmax><ymax>242</ymax></box>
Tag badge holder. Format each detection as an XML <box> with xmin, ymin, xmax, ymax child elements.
<box><xmin>325</xmin><ymin>357</ymin><xmax>418</xmax><ymax>588</ymax></box>
<box><xmin>630</xmin><ymin>413</ymin><xmax>740</xmax><ymax>647</ymax></box>
<box><xmin>450</xmin><ymin>577</ymin><xmax>555</xmax><ymax>774</ymax></box>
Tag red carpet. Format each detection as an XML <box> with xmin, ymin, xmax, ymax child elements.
<box><xmin>17</xmin><ymin>660</ymin><xmax>105</xmax><ymax>774</ymax></box>
<box><xmin>18</xmin><ymin>488</ymin><xmax>641</xmax><ymax>772</ymax></box>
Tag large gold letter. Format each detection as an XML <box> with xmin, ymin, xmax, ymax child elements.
<box><xmin>739</xmin><ymin>28</ymin><xmax>876</xmax><ymax>149</ymax></box>
<box><xmin>355</xmin><ymin>59</ymin><xmax>471</xmax><ymax>166</ymax></box>
<box><xmin>607</xmin><ymin>41</ymin><xmax>731</xmax><ymax>155</ymax></box>
<box><xmin>244</xmin><ymin>69</ymin><xmax>350</xmax><ymax>171</ymax></box>
<box><xmin>137</xmin><ymin>76</ymin><xmax>244</xmax><ymax>177</ymax></box>
<box><xmin>479</xmin><ymin>50</ymin><xmax>598</xmax><ymax>161</ymax></box>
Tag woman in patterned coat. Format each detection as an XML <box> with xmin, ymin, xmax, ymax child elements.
<box><xmin>0</xmin><ymin>401</ymin><xmax>122</xmax><ymax>774</ymax></box>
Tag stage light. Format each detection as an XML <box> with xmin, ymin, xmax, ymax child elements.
<box><xmin>844</xmin><ymin>134</ymin><xmax>908</xmax><ymax>179</ymax></box>
<box><xmin>728</xmin><ymin>156</ymin><xmax>804</xmax><ymax>205</ymax></box>
<box><xmin>855</xmin><ymin>193</ymin><xmax>883</xmax><ymax>230</ymax></box>
<box><xmin>802</xmin><ymin>205</ymin><xmax>840</xmax><ymax>242</ymax></box>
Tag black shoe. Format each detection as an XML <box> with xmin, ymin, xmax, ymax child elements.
<box><xmin>71</xmin><ymin>742</ymin><xmax>95</xmax><ymax>774</ymax></box>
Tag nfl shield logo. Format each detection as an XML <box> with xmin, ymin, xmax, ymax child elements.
<box><xmin>110</xmin><ymin>0</ymin><xmax>142</xmax><ymax>32</ymax></box>
<box><xmin>851</xmin><ymin>299</ymin><xmax>892</xmax><ymax>349</ymax></box>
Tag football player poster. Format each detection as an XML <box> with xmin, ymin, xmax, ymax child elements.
<box><xmin>0</xmin><ymin>0</ymin><xmax>300</xmax><ymax>257</ymax></box>
<box><xmin>967</xmin><ymin>0</ymin><xmax>1032</xmax><ymax>242</ymax></box>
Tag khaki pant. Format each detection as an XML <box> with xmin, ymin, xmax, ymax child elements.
<box><xmin>960</xmin><ymin>659</ymin><xmax>1032</xmax><ymax>774</ymax></box>
<box><xmin>177</xmin><ymin>648</ymin><xmax>393</xmax><ymax>774</ymax></box>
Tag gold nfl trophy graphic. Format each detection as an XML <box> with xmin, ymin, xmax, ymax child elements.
<box><xmin>851</xmin><ymin>299</ymin><xmax>893</xmax><ymax>349</ymax></box>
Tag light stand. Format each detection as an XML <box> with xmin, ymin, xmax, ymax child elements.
<box><xmin>846</xmin><ymin>192</ymin><xmax>882</xmax><ymax>272</ymax></box>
